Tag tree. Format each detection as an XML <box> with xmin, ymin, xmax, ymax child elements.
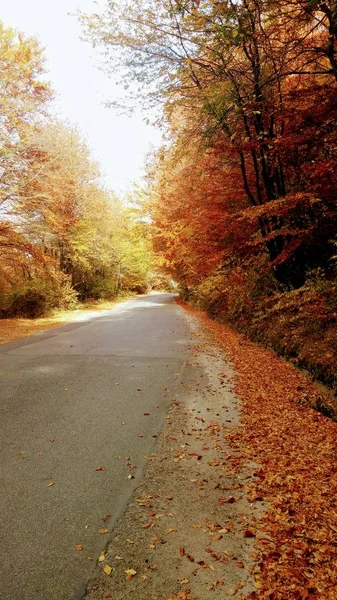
<box><xmin>17</xmin><ymin>122</ymin><xmax>123</xmax><ymax>297</ymax></box>
<box><xmin>0</xmin><ymin>22</ymin><xmax>52</xmax><ymax>293</ymax></box>
<box><xmin>82</xmin><ymin>0</ymin><xmax>337</xmax><ymax>285</ymax></box>
<box><xmin>0</xmin><ymin>22</ymin><xmax>51</xmax><ymax>209</ymax></box>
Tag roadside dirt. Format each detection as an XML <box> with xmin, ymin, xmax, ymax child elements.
<box><xmin>83</xmin><ymin>313</ymin><xmax>264</xmax><ymax>600</ymax></box>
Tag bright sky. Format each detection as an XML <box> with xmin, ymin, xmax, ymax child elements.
<box><xmin>1</xmin><ymin>0</ymin><xmax>162</xmax><ymax>194</ymax></box>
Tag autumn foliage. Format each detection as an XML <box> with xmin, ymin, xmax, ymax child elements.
<box><xmin>0</xmin><ymin>22</ymin><xmax>154</xmax><ymax>317</ymax></box>
<box><xmin>82</xmin><ymin>0</ymin><xmax>337</xmax><ymax>390</ymax></box>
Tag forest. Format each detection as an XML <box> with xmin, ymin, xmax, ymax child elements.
<box><xmin>82</xmin><ymin>0</ymin><xmax>337</xmax><ymax>392</ymax></box>
<box><xmin>1</xmin><ymin>2</ymin><xmax>337</xmax><ymax>391</ymax></box>
<box><xmin>0</xmin><ymin>22</ymin><xmax>155</xmax><ymax>321</ymax></box>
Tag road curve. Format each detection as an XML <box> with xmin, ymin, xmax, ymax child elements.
<box><xmin>0</xmin><ymin>293</ymin><xmax>192</xmax><ymax>600</ymax></box>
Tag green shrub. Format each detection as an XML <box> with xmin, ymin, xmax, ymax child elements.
<box><xmin>76</xmin><ymin>278</ymin><xmax>118</xmax><ymax>301</ymax></box>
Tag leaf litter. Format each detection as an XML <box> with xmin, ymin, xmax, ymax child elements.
<box><xmin>183</xmin><ymin>301</ymin><xmax>337</xmax><ymax>599</ymax></box>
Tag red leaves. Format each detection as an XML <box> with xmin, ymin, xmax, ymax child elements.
<box><xmin>243</xmin><ymin>529</ymin><xmax>255</xmax><ymax>538</ymax></box>
<box><xmin>198</xmin><ymin>310</ymin><xmax>337</xmax><ymax>599</ymax></box>
<box><xmin>218</xmin><ymin>496</ymin><xmax>237</xmax><ymax>505</ymax></box>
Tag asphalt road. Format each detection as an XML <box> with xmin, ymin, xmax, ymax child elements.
<box><xmin>0</xmin><ymin>293</ymin><xmax>191</xmax><ymax>600</ymax></box>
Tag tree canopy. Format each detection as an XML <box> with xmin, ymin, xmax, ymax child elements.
<box><xmin>0</xmin><ymin>21</ymin><xmax>154</xmax><ymax>317</ymax></box>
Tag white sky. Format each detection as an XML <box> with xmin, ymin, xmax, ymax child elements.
<box><xmin>1</xmin><ymin>0</ymin><xmax>162</xmax><ymax>194</ymax></box>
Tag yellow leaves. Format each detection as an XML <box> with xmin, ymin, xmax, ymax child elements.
<box><xmin>135</xmin><ymin>496</ymin><xmax>152</xmax><ymax>507</ymax></box>
<box><xmin>226</xmin><ymin>581</ymin><xmax>247</xmax><ymax>596</ymax></box>
<box><xmin>125</xmin><ymin>568</ymin><xmax>137</xmax><ymax>580</ymax></box>
<box><xmin>103</xmin><ymin>565</ymin><xmax>112</xmax><ymax>576</ymax></box>
<box><xmin>99</xmin><ymin>528</ymin><xmax>109</xmax><ymax>534</ymax></box>
<box><xmin>98</xmin><ymin>552</ymin><xmax>106</xmax><ymax>562</ymax></box>
<box><xmin>47</xmin><ymin>481</ymin><xmax>55</xmax><ymax>487</ymax></box>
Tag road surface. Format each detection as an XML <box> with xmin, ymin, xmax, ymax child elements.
<box><xmin>0</xmin><ymin>294</ymin><xmax>191</xmax><ymax>600</ymax></box>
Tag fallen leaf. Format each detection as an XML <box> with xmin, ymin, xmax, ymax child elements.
<box><xmin>178</xmin><ymin>578</ymin><xmax>189</xmax><ymax>585</ymax></box>
<box><xmin>95</xmin><ymin>466</ymin><xmax>105</xmax><ymax>471</ymax></box>
<box><xmin>98</xmin><ymin>552</ymin><xmax>106</xmax><ymax>562</ymax></box>
<box><xmin>47</xmin><ymin>481</ymin><xmax>55</xmax><ymax>487</ymax></box>
<box><xmin>99</xmin><ymin>528</ymin><xmax>109</xmax><ymax>534</ymax></box>
<box><xmin>244</xmin><ymin>529</ymin><xmax>255</xmax><ymax>538</ymax></box>
<box><xmin>198</xmin><ymin>560</ymin><xmax>207</xmax><ymax>568</ymax></box>
<box><xmin>218</xmin><ymin>528</ymin><xmax>229</xmax><ymax>534</ymax></box>
<box><xmin>125</xmin><ymin>568</ymin><xmax>137</xmax><ymax>580</ymax></box>
<box><xmin>104</xmin><ymin>565</ymin><xmax>112</xmax><ymax>576</ymax></box>
<box><xmin>75</xmin><ymin>545</ymin><xmax>83</xmax><ymax>551</ymax></box>
<box><xmin>254</xmin><ymin>580</ymin><xmax>263</xmax><ymax>589</ymax></box>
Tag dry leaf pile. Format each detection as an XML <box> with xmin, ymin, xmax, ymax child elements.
<box><xmin>182</xmin><ymin>303</ymin><xmax>337</xmax><ymax>599</ymax></box>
